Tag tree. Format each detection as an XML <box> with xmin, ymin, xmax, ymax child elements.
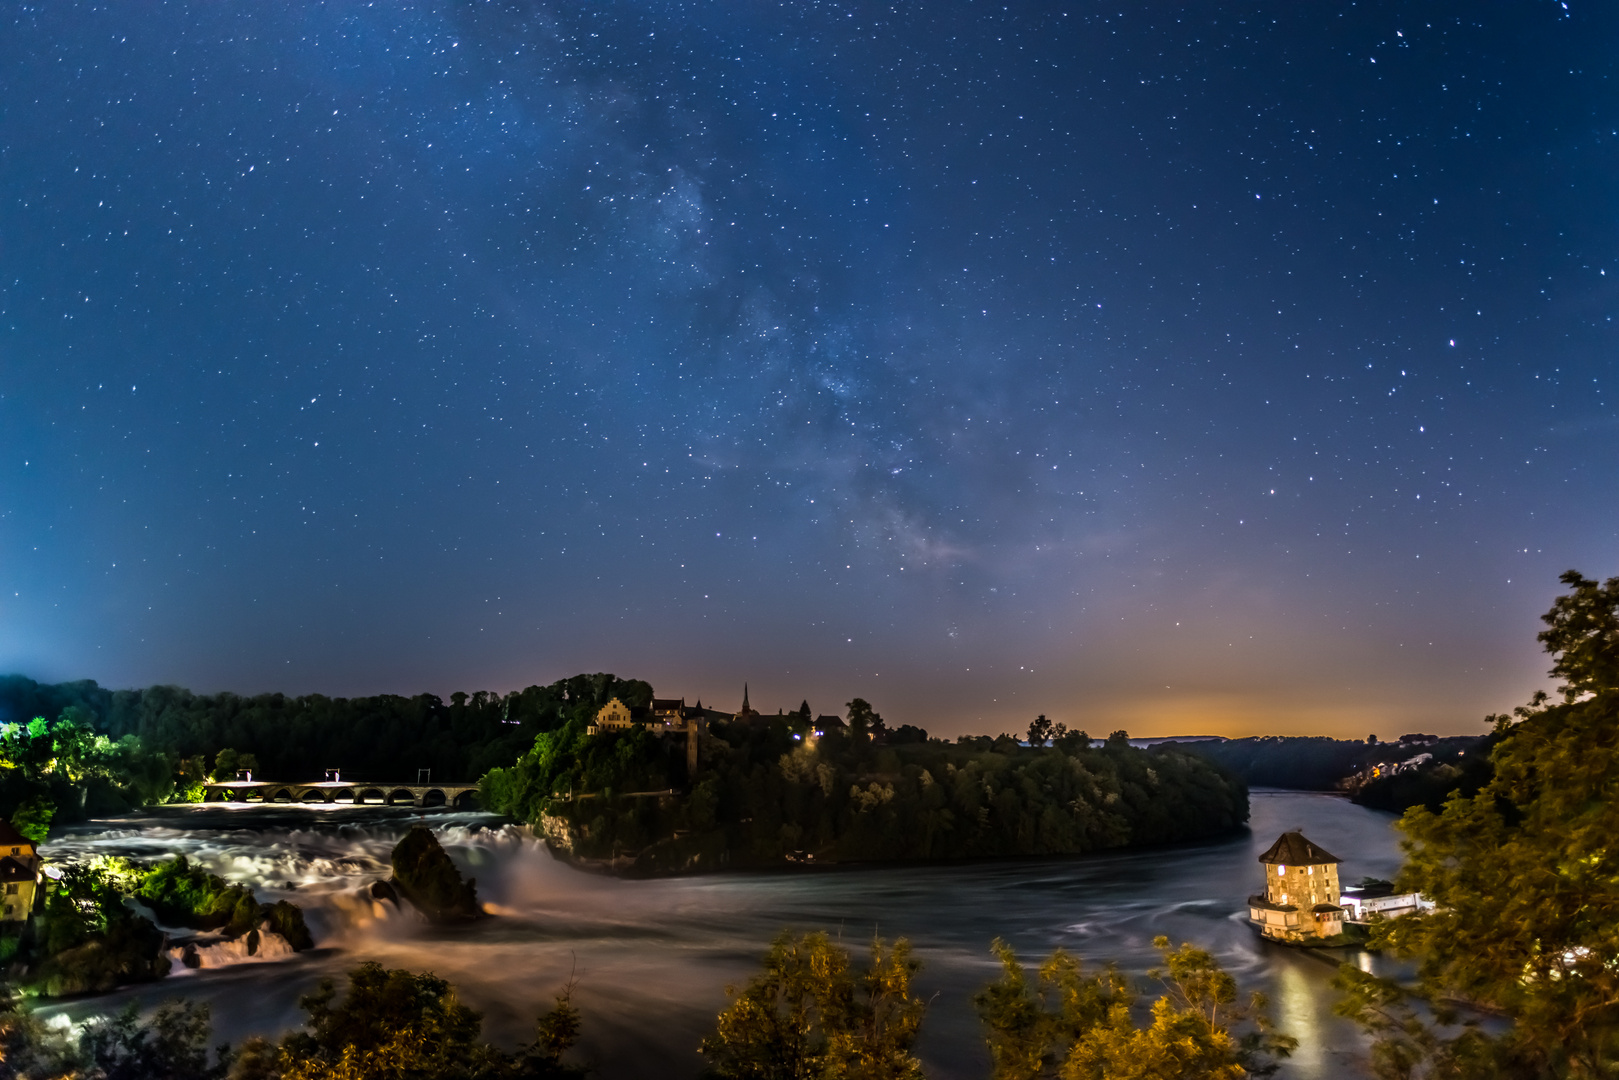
<box><xmin>79</xmin><ymin>1001</ymin><xmax>229</xmax><ymax>1080</ymax></box>
<box><xmin>0</xmin><ymin>990</ymin><xmax>78</xmax><ymax>1078</ymax></box>
<box><xmin>10</xmin><ymin>795</ymin><xmax>54</xmax><ymax>843</ymax></box>
<box><xmin>700</xmin><ymin>931</ymin><xmax>927</xmax><ymax>1080</ymax></box>
<box><xmin>974</xmin><ymin>940</ymin><xmax>1128</xmax><ymax>1079</ymax></box>
<box><xmin>211</xmin><ymin>749</ymin><xmax>240</xmax><ymax>782</ymax></box>
<box><xmin>1027</xmin><ymin>716</ymin><xmax>1054</xmax><ymax>749</ymax></box>
<box><xmin>846</xmin><ymin>700</ymin><xmax>877</xmax><ymax>744</ymax></box>
<box><xmin>1345</xmin><ymin>570</ymin><xmax>1619</xmax><ymax>1077</ymax></box>
<box><xmin>1537</xmin><ymin>569</ymin><xmax>1619</xmax><ymax>701</ymax></box>
<box><xmin>266</xmin><ymin>961</ymin><xmax>585</xmax><ymax>1080</ymax></box>
<box><xmin>975</xmin><ymin>937</ymin><xmax>1292</xmax><ymax>1080</ymax></box>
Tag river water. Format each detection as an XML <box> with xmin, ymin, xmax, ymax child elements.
<box><xmin>36</xmin><ymin>790</ymin><xmax>1404</xmax><ymax>1078</ymax></box>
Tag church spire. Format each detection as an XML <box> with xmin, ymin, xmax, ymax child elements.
<box><xmin>741</xmin><ymin>682</ymin><xmax>751</xmax><ymax>712</ymax></box>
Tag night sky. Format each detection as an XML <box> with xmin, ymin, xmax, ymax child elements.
<box><xmin>3</xmin><ymin>1</ymin><xmax>1615</xmax><ymax>738</ymax></box>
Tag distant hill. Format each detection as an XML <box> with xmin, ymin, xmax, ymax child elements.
<box><xmin>1161</xmin><ymin>734</ymin><xmax>1489</xmax><ymax>805</ymax></box>
<box><xmin>1155</xmin><ymin>736</ymin><xmax>1378</xmax><ymax>790</ymax></box>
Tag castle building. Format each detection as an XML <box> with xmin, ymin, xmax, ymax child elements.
<box><xmin>1248</xmin><ymin>831</ymin><xmax>1346</xmax><ymax>942</ymax></box>
<box><xmin>0</xmin><ymin>820</ymin><xmax>42</xmax><ymax>923</ymax></box>
<box><xmin>590</xmin><ymin>697</ymin><xmax>637</xmax><ymax>734</ymax></box>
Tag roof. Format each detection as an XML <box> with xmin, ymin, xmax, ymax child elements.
<box><xmin>1247</xmin><ymin>894</ymin><xmax>1296</xmax><ymax>913</ymax></box>
<box><xmin>816</xmin><ymin>715</ymin><xmax>847</xmax><ymax>729</ymax></box>
<box><xmin>0</xmin><ymin>820</ymin><xmax>34</xmax><ymax>849</ymax></box>
<box><xmin>1257</xmin><ymin>831</ymin><xmax>1341</xmax><ymax>866</ymax></box>
<box><xmin>1311</xmin><ymin>903</ymin><xmax>1345</xmax><ymax>914</ymax></box>
<box><xmin>0</xmin><ymin>856</ymin><xmax>37</xmax><ymax>882</ymax></box>
<box><xmin>651</xmin><ymin>698</ymin><xmax>686</xmax><ymax>712</ymax></box>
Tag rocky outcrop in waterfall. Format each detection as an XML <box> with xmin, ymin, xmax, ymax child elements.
<box><xmin>389</xmin><ymin>826</ymin><xmax>484</xmax><ymax>923</ymax></box>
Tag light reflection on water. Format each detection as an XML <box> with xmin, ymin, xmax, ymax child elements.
<box><xmin>37</xmin><ymin>791</ymin><xmax>1404</xmax><ymax>1078</ymax></box>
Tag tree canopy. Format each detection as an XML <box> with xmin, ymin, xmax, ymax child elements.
<box><xmin>700</xmin><ymin>931</ymin><xmax>928</xmax><ymax>1080</ymax></box>
<box><xmin>1344</xmin><ymin>570</ymin><xmax>1619</xmax><ymax>1078</ymax></box>
<box><xmin>975</xmin><ymin>937</ymin><xmax>1293</xmax><ymax>1080</ymax></box>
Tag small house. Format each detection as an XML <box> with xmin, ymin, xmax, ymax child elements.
<box><xmin>1248</xmin><ymin>831</ymin><xmax>1346</xmax><ymax>942</ymax></box>
<box><xmin>0</xmin><ymin>820</ymin><xmax>41</xmax><ymax>923</ymax></box>
<box><xmin>812</xmin><ymin>716</ymin><xmax>846</xmax><ymax>738</ymax></box>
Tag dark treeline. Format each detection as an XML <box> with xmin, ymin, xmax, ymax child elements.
<box><xmin>1167</xmin><ymin>732</ymin><xmax>1489</xmax><ymax>808</ymax></box>
<box><xmin>0</xmin><ymin>673</ymin><xmax>652</xmax><ymax>787</ymax></box>
<box><xmin>1163</xmin><ymin>735</ymin><xmax>1383</xmax><ymax>790</ymax></box>
<box><xmin>484</xmin><ymin>714</ymin><xmax>1249</xmax><ymax>873</ymax></box>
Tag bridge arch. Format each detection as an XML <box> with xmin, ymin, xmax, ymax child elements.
<box><xmin>420</xmin><ymin>788</ymin><xmax>447</xmax><ymax>808</ymax></box>
<box><xmin>267</xmin><ymin>787</ymin><xmax>295</xmax><ymax>803</ymax></box>
<box><xmin>334</xmin><ymin>787</ymin><xmax>356</xmax><ymax>803</ymax></box>
<box><xmin>386</xmin><ymin>788</ymin><xmax>415</xmax><ymax>806</ymax></box>
<box><xmin>299</xmin><ymin>788</ymin><xmax>329</xmax><ymax>804</ymax></box>
<box><xmin>452</xmin><ymin>789</ymin><xmax>479</xmax><ymax>809</ymax></box>
<box><xmin>357</xmin><ymin>788</ymin><xmax>386</xmax><ymax>805</ymax></box>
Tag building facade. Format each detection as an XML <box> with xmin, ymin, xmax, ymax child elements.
<box><xmin>0</xmin><ymin>820</ymin><xmax>41</xmax><ymax>923</ymax></box>
<box><xmin>1248</xmin><ymin>831</ymin><xmax>1346</xmax><ymax>942</ymax></box>
<box><xmin>590</xmin><ymin>697</ymin><xmax>637</xmax><ymax>734</ymax></box>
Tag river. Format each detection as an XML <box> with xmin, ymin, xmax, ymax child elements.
<box><xmin>36</xmin><ymin>789</ymin><xmax>1404</xmax><ymax>1078</ymax></box>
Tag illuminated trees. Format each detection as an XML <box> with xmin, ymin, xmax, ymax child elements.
<box><xmin>975</xmin><ymin>937</ymin><xmax>1293</xmax><ymax>1080</ymax></box>
<box><xmin>700</xmin><ymin>931</ymin><xmax>927</xmax><ymax>1080</ymax></box>
<box><xmin>1342</xmin><ymin>570</ymin><xmax>1619</xmax><ymax>1077</ymax></box>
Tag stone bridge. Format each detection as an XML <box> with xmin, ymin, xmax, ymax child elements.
<box><xmin>201</xmin><ymin>780</ymin><xmax>480</xmax><ymax>808</ymax></box>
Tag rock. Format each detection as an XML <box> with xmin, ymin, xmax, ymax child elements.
<box><xmin>389</xmin><ymin>826</ymin><xmax>484</xmax><ymax>923</ymax></box>
<box><xmin>368</xmin><ymin>879</ymin><xmax>400</xmax><ymax>907</ymax></box>
<box><xmin>181</xmin><ymin>942</ymin><xmax>202</xmax><ymax>969</ymax></box>
<box><xmin>28</xmin><ymin>916</ymin><xmax>171</xmax><ymax>997</ymax></box>
<box><xmin>261</xmin><ymin>900</ymin><xmax>314</xmax><ymax>951</ymax></box>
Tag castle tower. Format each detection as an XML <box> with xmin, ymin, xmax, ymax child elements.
<box><xmin>1247</xmin><ymin>831</ymin><xmax>1346</xmax><ymax>942</ymax></box>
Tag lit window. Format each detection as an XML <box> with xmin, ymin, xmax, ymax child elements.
<box><xmin>1308</xmin><ymin>866</ymin><xmax>1314</xmax><ymax>875</ymax></box>
<box><xmin>1277</xmin><ymin>865</ymin><xmax>1286</xmax><ymax>876</ymax></box>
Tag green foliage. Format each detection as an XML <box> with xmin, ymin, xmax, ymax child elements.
<box><xmin>510</xmin><ymin>713</ymin><xmax>1246</xmax><ymax>872</ymax></box>
<box><xmin>1</xmin><ymin>962</ymin><xmax>582</xmax><ymax>1080</ymax></box>
<box><xmin>1537</xmin><ymin>569</ymin><xmax>1619</xmax><ymax>701</ymax></box>
<box><xmin>1341</xmin><ymin>570</ymin><xmax>1619</xmax><ymax>1078</ymax></box>
<box><xmin>264</xmin><ymin>961</ymin><xmax>585</xmax><ymax>1080</ymax></box>
<box><xmin>261</xmin><ymin>900</ymin><xmax>315</xmax><ymax>952</ymax></box>
<box><xmin>9</xmin><ymin>795</ymin><xmax>55</xmax><ymax>844</ymax></box>
<box><xmin>0</xmin><ymin>703</ymin><xmax>178</xmax><ymax>831</ymax></box>
<box><xmin>79</xmin><ymin>1000</ymin><xmax>230</xmax><ymax>1080</ymax></box>
<box><xmin>976</xmin><ymin>937</ymin><xmax>1293</xmax><ymax>1080</ymax></box>
<box><xmin>973</xmin><ymin>940</ymin><xmax>1128</xmax><ymax>1079</ymax></box>
<box><xmin>390</xmin><ymin>827</ymin><xmax>483</xmax><ymax>923</ymax></box>
<box><xmin>1331</xmin><ymin>967</ymin><xmax>1501</xmax><ymax>1080</ymax></box>
<box><xmin>136</xmin><ymin>856</ymin><xmax>259</xmax><ymax>936</ymax></box>
<box><xmin>0</xmin><ymin>989</ymin><xmax>81</xmax><ymax>1078</ymax></box>
<box><xmin>27</xmin><ymin>864</ymin><xmax>171</xmax><ymax>997</ymax></box>
<box><xmin>700</xmin><ymin>930</ymin><xmax>927</xmax><ymax>1080</ymax></box>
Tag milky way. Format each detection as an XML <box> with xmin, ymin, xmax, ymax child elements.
<box><xmin>2</xmin><ymin>1</ymin><xmax>1615</xmax><ymax>737</ymax></box>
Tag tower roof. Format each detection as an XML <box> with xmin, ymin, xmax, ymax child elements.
<box><xmin>1257</xmin><ymin>831</ymin><xmax>1341</xmax><ymax>866</ymax></box>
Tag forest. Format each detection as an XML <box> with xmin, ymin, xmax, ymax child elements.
<box><xmin>480</xmin><ymin>707</ymin><xmax>1250</xmax><ymax>872</ymax></box>
<box><xmin>0</xmin><ymin>673</ymin><xmax>653</xmax><ymax>836</ymax></box>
